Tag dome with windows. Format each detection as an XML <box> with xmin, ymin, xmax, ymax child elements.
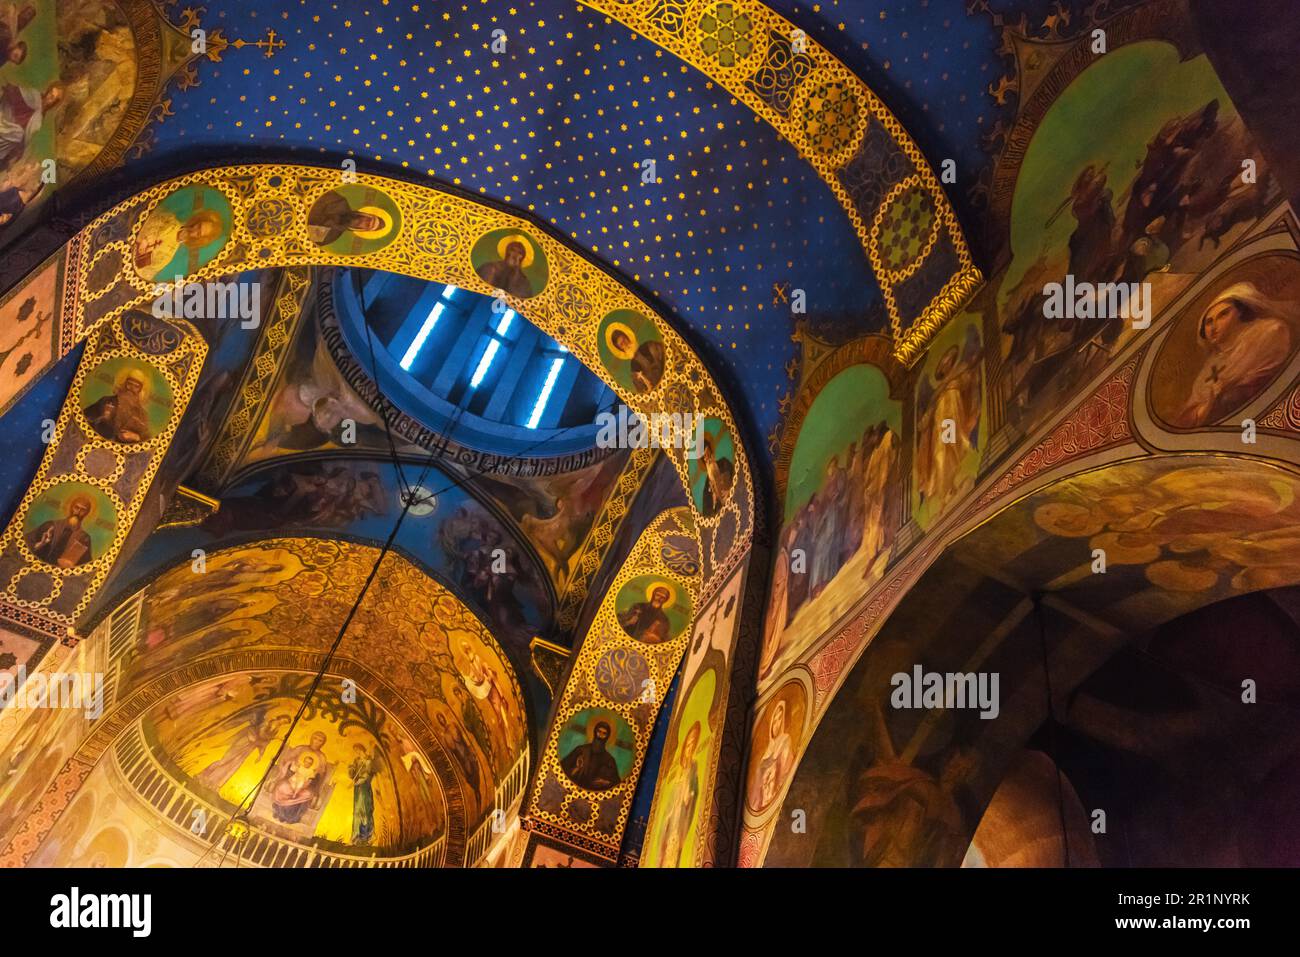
<box><xmin>334</xmin><ymin>268</ymin><xmax>615</xmax><ymax>456</ymax></box>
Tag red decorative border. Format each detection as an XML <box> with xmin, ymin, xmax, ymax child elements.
<box><xmin>1259</xmin><ymin>382</ymin><xmax>1300</xmax><ymax>434</ymax></box>
<box><xmin>976</xmin><ymin>355</ymin><xmax>1137</xmax><ymax>510</ymax></box>
<box><xmin>0</xmin><ymin>756</ymin><xmax>93</xmax><ymax>867</ymax></box>
<box><xmin>737</xmin><ymin>828</ymin><xmax>763</xmax><ymax>869</ymax></box>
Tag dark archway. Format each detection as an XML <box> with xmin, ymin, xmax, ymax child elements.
<box><xmin>767</xmin><ymin>453</ymin><xmax>1300</xmax><ymax>866</ymax></box>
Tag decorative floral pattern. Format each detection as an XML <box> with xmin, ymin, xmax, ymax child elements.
<box><xmin>697</xmin><ymin>3</ymin><xmax>754</xmax><ymax>68</ymax></box>
<box><xmin>798</xmin><ymin>81</ymin><xmax>860</xmax><ymax>157</ymax></box>
<box><xmin>744</xmin><ymin>29</ymin><xmax>813</xmax><ymax>115</ymax></box>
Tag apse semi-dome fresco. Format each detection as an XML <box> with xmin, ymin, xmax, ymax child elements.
<box><xmin>141</xmin><ymin>672</ymin><xmax>447</xmax><ymax>856</ymax></box>
<box><xmin>0</xmin><ymin>0</ymin><xmax>1295</xmax><ymax>939</ymax></box>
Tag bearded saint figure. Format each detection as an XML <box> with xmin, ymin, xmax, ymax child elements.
<box><xmin>84</xmin><ymin>370</ymin><xmax>153</xmax><ymax>443</ymax></box>
<box><xmin>27</xmin><ymin>495</ymin><xmax>94</xmax><ymax>567</ymax></box>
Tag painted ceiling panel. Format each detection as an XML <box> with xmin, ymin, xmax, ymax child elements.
<box><xmin>768</xmin><ymin>0</ymin><xmax>1006</xmax><ymax>233</ymax></box>
<box><xmin>768</xmin><ymin>1</ymin><xmax>1144</xmax><ymax>239</ymax></box>
<box><xmin>97</xmin><ymin>457</ymin><xmax>556</xmax><ymax>657</ymax></box>
<box><xmin>0</xmin><ymin>0</ymin><xmax>1121</xmax><ymax>459</ymax></box>
<box><xmin>98</xmin><ymin>538</ymin><xmax>530</xmax><ymax>861</ymax></box>
<box><xmin>140</xmin><ymin>0</ymin><xmax>876</xmax><ymax>446</ymax></box>
<box><xmin>0</xmin><ymin>343</ymin><xmax>84</xmax><ymax>529</ymax></box>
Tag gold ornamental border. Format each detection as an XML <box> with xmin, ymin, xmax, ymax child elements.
<box><xmin>526</xmin><ymin>508</ymin><xmax>701</xmax><ymax>857</ymax></box>
<box><xmin>63</xmin><ymin>165</ymin><xmax>751</xmax><ymax>600</ymax></box>
<box><xmin>579</xmin><ymin>0</ymin><xmax>981</xmax><ymax>362</ymax></box>
<box><xmin>555</xmin><ymin>445</ymin><xmax>662</xmax><ymax>632</ymax></box>
<box><xmin>639</xmin><ymin>554</ymin><xmax>749</xmax><ymax>868</ymax></box>
<box><xmin>869</xmin><ymin>175</ymin><xmax>942</xmax><ymax>284</ymax></box>
<box><xmin>1</xmin><ymin>317</ymin><xmax>205</xmax><ymax>625</ymax></box>
<box><xmin>197</xmin><ymin>266</ymin><xmax>314</xmax><ymax>488</ymax></box>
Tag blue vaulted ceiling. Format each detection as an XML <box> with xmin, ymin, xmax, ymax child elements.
<box><xmin>142</xmin><ymin>0</ymin><xmax>871</xmax><ymax>452</ymax></box>
<box><xmin>29</xmin><ymin>1</ymin><xmax>1109</xmax><ymax>461</ymax></box>
<box><xmin>769</xmin><ymin>1</ymin><xmax>1122</xmax><ymax>233</ymax></box>
<box><xmin>770</xmin><ymin>0</ymin><xmax>1007</xmax><ymax>234</ymax></box>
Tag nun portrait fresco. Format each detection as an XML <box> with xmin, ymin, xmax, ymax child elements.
<box><xmin>1172</xmin><ymin>282</ymin><xmax>1295</xmax><ymax>427</ymax></box>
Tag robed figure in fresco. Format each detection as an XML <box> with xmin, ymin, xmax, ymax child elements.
<box><xmin>451</xmin><ymin>683</ymin><xmax>499</xmax><ymax>774</ymax></box>
<box><xmin>810</xmin><ymin>456</ymin><xmax>846</xmax><ymax>597</ymax></box>
<box><xmin>654</xmin><ymin>721</ymin><xmax>702</xmax><ymax>866</ymax></box>
<box><xmin>306</xmin><ymin>191</ymin><xmax>390</xmax><ymax>246</ymax></box>
<box><xmin>606</xmin><ymin>323</ymin><xmax>666</xmax><ymax>393</ymax></box>
<box><xmin>618</xmin><ymin>585</ymin><xmax>673</xmax><ymax>644</ymax></box>
<box><xmin>754</xmin><ymin>700</ymin><xmax>795</xmax><ymax>811</ymax></box>
<box><xmin>915</xmin><ymin>334</ymin><xmax>982</xmax><ymax>516</ymax></box>
<box><xmin>859</xmin><ymin>423</ymin><xmax>900</xmax><ymax>567</ymax></box>
<box><xmin>27</xmin><ymin>495</ymin><xmax>94</xmax><ymax>567</ymax></box>
<box><xmin>760</xmin><ymin>525</ymin><xmax>797</xmax><ymax>680</ymax></box>
<box><xmin>560</xmin><ymin>720</ymin><xmax>621</xmax><ymax>791</ymax></box>
<box><xmin>133</xmin><ymin>207</ymin><xmax>225</xmax><ymax>281</ymax></box>
<box><xmin>476</xmin><ymin>236</ymin><xmax>535</xmax><ymax>298</ymax></box>
<box><xmin>1173</xmin><ymin>282</ymin><xmax>1294</xmax><ymax>427</ymax></box>
<box><xmin>698</xmin><ymin>431</ymin><xmax>735</xmax><ymax>516</ymax></box>
<box><xmin>84</xmin><ymin>370</ymin><xmax>153</xmax><ymax>443</ymax></box>
<box><xmin>631</xmin><ymin>340</ymin><xmax>666</xmax><ymax>393</ymax></box>
<box><xmin>198</xmin><ymin>708</ymin><xmax>290</xmax><ymax>791</ymax></box>
<box><xmin>348</xmin><ymin>743</ymin><xmax>381</xmax><ymax>845</ymax></box>
<box><xmin>1064</xmin><ymin>162</ymin><xmax>1117</xmax><ymax>281</ymax></box>
<box><xmin>0</xmin><ymin>79</ymin><xmax>60</xmax><ymax>173</ymax></box>
<box><xmin>786</xmin><ymin>503</ymin><xmax>813</xmax><ymax>620</ymax></box>
<box><xmin>433</xmin><ymin>710</ymin><xmax>483</xmax><ymax>807</ymax></box>
<box><xmin>0</xmin><ymin>4</ymin><xmax>36</xmax><ymax>67</ymax></box>
<box><xmin>457</xmin><ymin>637</ymin><xmax>513</xmax><ymax>740</ymax></box>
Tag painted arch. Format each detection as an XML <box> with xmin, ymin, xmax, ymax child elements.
<box><xmin>0</xmin><ymin>164</ymin><xmax>754</xmax><ymax>632</ymax></box>
<box><xmin>580</xmin><ymin>0</ymin><xmax>982</xmax><ymax>361</ymax></box>
<box><xmin>3</xmin><ymin>538</ymin><xmax>528</xmax><ymax>867</ymax></box>
<box><xmin>0</xmin><ymin>165</ymin><xmax>761</xmax><ymax>869</ymax></box>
